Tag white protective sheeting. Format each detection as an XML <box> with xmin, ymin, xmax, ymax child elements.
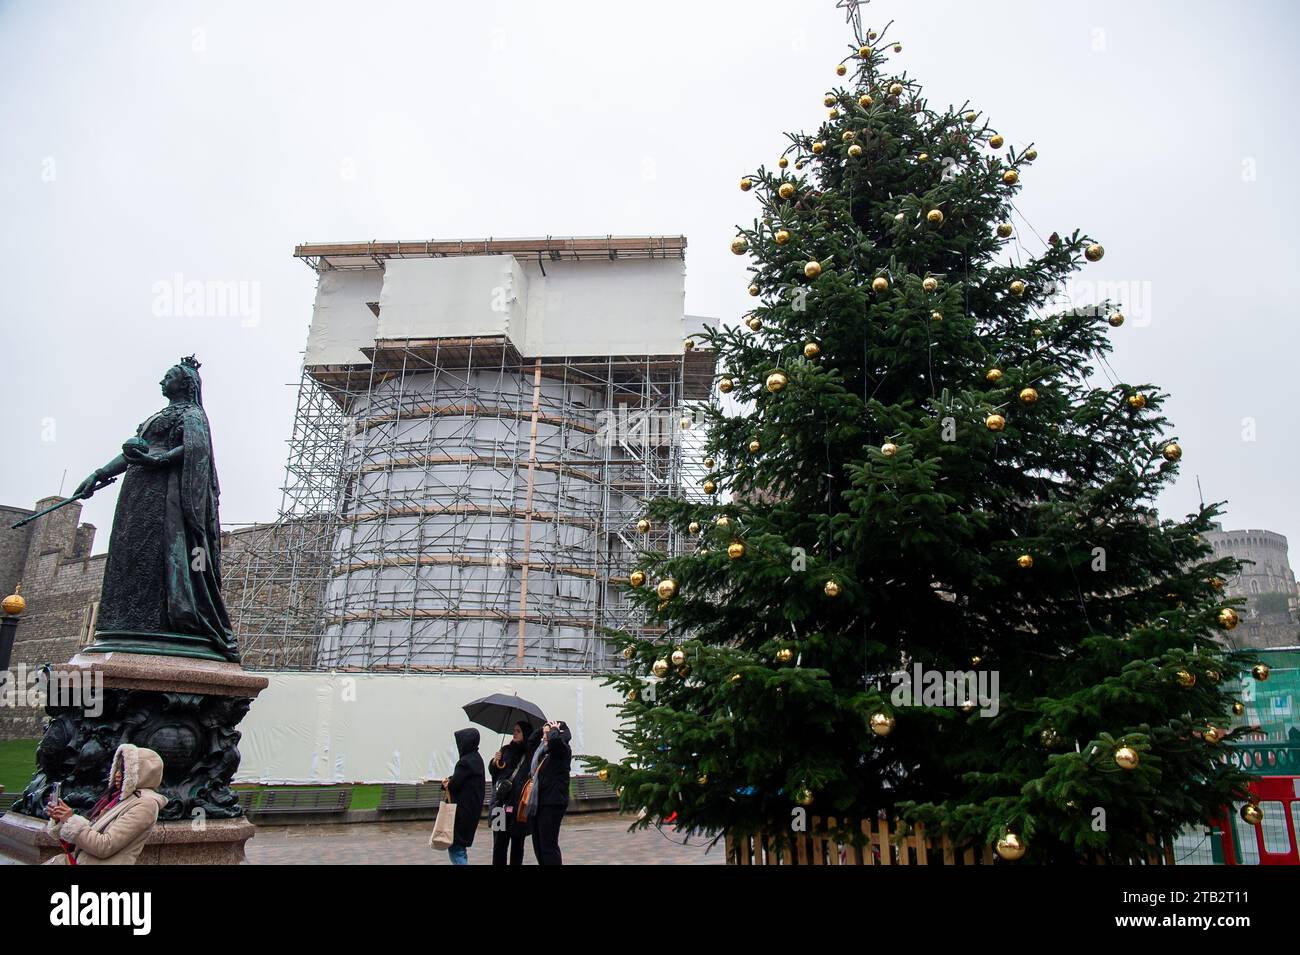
<box><xmin>518</xmin><ymin>257</ymin><xmax>685</xmax><ymax>356</ymax></box>
<box><xmin>236</xmin><ymin>671</ymin><xmax>627</xmax><ymax>784</ymax></box>
<box><xmin>377</xmin><ymin>255</ymin><xmax>526</xmax><ymax>342</ymax></box>
<box><xmin>304</xmin><ymin>269</ymin><xmax>383</xmax><ymax>365</ymax></box>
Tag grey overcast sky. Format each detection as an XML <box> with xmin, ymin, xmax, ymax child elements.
<box><xmin>2</xmin><ymin>0</ymin><xmax>1297</xmax><ymax>552</ymax></box>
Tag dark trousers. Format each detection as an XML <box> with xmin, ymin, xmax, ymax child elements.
<box><xmin>531</xmin><ymin>805</ymin><xmax>565</xmax><ymax>865</ymax></box>
<box><xmin>493</xmin><ymin>827</ymin><xmax>526</xmax><ymax>866</ymax></box>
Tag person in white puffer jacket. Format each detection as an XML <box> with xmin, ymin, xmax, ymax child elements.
<box><xmin>45</xmin><ymin>743</ymin><xmax>168</xmax><ymax>865</ymax></box>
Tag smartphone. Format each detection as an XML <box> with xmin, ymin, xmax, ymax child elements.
<box><xmin>49</xmin><ymin>782</ymin><xmax>61</xmax><ymax>805</ymax></box>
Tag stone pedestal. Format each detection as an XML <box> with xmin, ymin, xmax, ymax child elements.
<box><xmin>0</xmin><ymin>812</ymin><xmax>256</xmax><ymax>865</ymax></box>
<box><xmin>0</xmin><ymin>651</ymin><xmax>267</xmax><ymax>865</ymax></box>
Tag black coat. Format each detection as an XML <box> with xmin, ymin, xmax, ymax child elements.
<box><xmin>446</xmin><ymin>728</ymin><xmax>485</xmax><ymax>848</ymax></box>
<box><xmin>526</xmin><ymin>722</ymin><xmax>572</xmax><ymax>809</ymax></box>
<box><xmin>488</xmin><ymin>738</ymin><xmax>531</xmax><ymax>834</ymax></box>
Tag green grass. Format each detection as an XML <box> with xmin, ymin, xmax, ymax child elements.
<box><xmin>0</xmin><ymin>738</ymin><xmax>39</xmax><ymax>796</ymax></box>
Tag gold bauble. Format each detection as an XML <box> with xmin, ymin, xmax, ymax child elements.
<box><xmin>727</xmin><ymin>541</ymin><xmax>746</xmax><ymax>560</ymax></box>
<box><xmin>747</xmin><ymin>284</ymin><xmax>760</xmax><ymax>298</ymax></box>
<box><xmin>715</xmin><ymin>515</ymin><xmax>730</xmax><ymax>527</ymax></box>
<box><xmin>812</xmin><ymin>141</ymin><xmax>825</xmax><ymax>155</ymax></box>
<box><xmin>627</xmin><ymin>688</ymin><xmax>638</xmax><ymax>701</ymax></box>
<box><xmin>747</xmin><ymin>439</ymin><xmax>761</xmax><ymax>454</ymax></box>
<box><xmin>1127</xmin><ymin>393</ymin><xmax>1146</xmax><ymax>409</ymax></box>
<box><xmin>703</xmin><ymin>457</ymin><xmax>715</xmax><ymax>469</ymax></box>
<box><xmin>718</xmin><ymin>377</ymin><xmax>734</xmax><ymax>394</ymax></box>
<box><xmin>1209</xmin><ymin>576</ymin><xmax>1224</xmax><ymax>590</ymax></box>
<box><xmin>1204</xmin><ymin>725</ymin><xmax>1222</xmax><ymax>745</ymax></box>
<box><xmin>697</xmin><ymin>774</ymin><xmax>708</xmax><ymax>785</ymax></box>
<box><xmin>858</xmin><ymin>94</ymin><xmax>874</xmax><ymax>108</ymax></box>
<box><xmin>926</xmin><ymin>209</ymin><xmax>944</xmax><ymax>225</ymax></box>
<box><xmin>869</xmin><ymin>712</ymin><xmax>895</xmax><ymax>736</ymax></box>
<box><xmin>841</xmin><ymin>130</ymin><xmax>855</xmax><ymax>142</ymax></box>
<box><xmin>774</xmin><ymin>229</ymin><xmax>791</xmax><ymax>245</ymax></box>
<box><xmin>1017</xmin><ymin>554</ymin><xmax>1034</xmax><ymax>569</ymax></box>
<box><xmin>894</xmin><ymin>212</ymin><xmax>905</xmax><ymax>222</ymax></box>
<box><xmin>1176</xmin><ymin>669</ymin><xmax>1196</xmax><ymax>688</ymax></box>
<box><xmin>858</xmin><ymin>45</ymin><xmax>871</xmax><ymax>57</ymax></box>
<box><xmin>985</xmin><ymin>368</ymin><xmax>1003</xmax><ymax>383</ymax></box>
<box><xmin>671</xmin><ymin>648</ymin><xmax>686</xmax><ymax>667</ymax></box>
<box><xmin>931</xmin><ymin>311</ymin><xmax>943</xmax><ymax>322</ymax></box>
<box><xmin>824</xmin><ymin>579</ymin><xmax>841</xmax><ymax>598</ymax></box>
<box><xmin>917</xmin><ymin>152</ymin><xmax>929</xmax><ymax>162</ymax></box>
<box><xmin>687</xmin><ymin>521</ymin><xmax>700</xmax><ymax>535</ymax></box>
<box><xmin>746</xmin><ymin>315</ymin><xmax>762</xmax><ymax>331</ymax></box>
<box><xmin>986</xmin><ymin>414</ymin><xmax>1006</xmax><ymax>432</ymax></box>
<box><xmin>868</xmin><ymin>30</ymin><xmax>878</xmax><ymax>40</ymax></box>
<box><xmin>727</xmin><ymin>672</ymin><xmax>742</xmax><ymax>684</ymax></box>
<box><xmin>778</xmin><ymin>157</ymin><xmax>788</xmax><ymax>169</ymax></box>
<box><xmin>656</xmin><ymin>578</ymin><xmax>678</xmax><ymax>600</ymax></box>
<box><xmin>1040</xmin><ymin>727</ymin><xmax>1061</xmax><ymax>749</ymax></box>
<box><xmin>828</xmin><ymin>108</ymin><xmax>840</xmax><ymax>120</ymax></box>
<box><xmin>1085</xmin><ymin>243</ymin><xmax>1105</xmax><ymax>262</ymax></box>
<box><xmin>1252</xmin><ymin>662</ymin><xmax>1270</xmax><ymax>681</ymax></box>
<box><xmin>776</xmin><ymin>183</ymin><xmax>796</xmax><ymax>203</ymax></box>
<box><xmin>629</xmin><ymin>570</ymin><xmax>646</xmax><ymax>588</ymax></box>
<box><xmin>1024</xmin><ymin>148</ymin><xmax>1038</xmax><ymax>161</ymax></box>
<box><xmin>598</xmin><ymin>767</ymin><xmax>610</xmax><ymax>781</ymax></box>
<box><xmin>795</xmin><ymin>160</ymin><xmax>805</xmax><ymax>170</ymax></box>
<box><xmin>989</xmin><ymin>134</ymin><xmax>1004</xmax><ymax>148</ymax></box>
<box><xmin>823</xmin><ymin>95</ymin><xmax>837</xmax><ymax>107</ymax></box>
<box><xmin>922</xmin><ymin>276</ymin><xmax>938</xmax><ymax>293</ymax></box>
<box><xmin>703</xmin><ymin>479</ymin><xmax>717</xmax><ymax>495</ymax></box>
<box><xmin>892</xmin><ymin>42</ymin><xmax>902</xmax><ymax>52</ymax></box>
<box><xmin>795</xmin><ymin>787</ymin><xmax>815</xmax><ymax>806</ymax></box>
<box><xmin>836</xmin><ymin>64</ymin><xmax>847</xmax><ymax>76</ymax></box>
<box><xmin>2</xmin><ymin>590</ymin><xmax>25</xmax><ymax>616</ymax></box>
<box><xmin>996</xmin><ymin>223</ymin><xmax>1013</xmax><ymax>238</ymax></box>
<box><xmin>871</xmin><ymin>276</ymin><xmax>889</xmax><ymax>293</ymax></box>
<box><xmin>1108</xmin><ymin>312</ymin><xmax>1125</xmax><ymax>327</ymax></box>
<box><xmin>1206</xmin><ymin>669</ymin><xmax>1220</xmax><ymax>684</ymax></box>
<box><xmin>1232</xmin><ymin>701</ymin><xmax>1246</xmax><ymax>716</ymax></box>
<box><xmin>889</xmin><ymin>83</ymin><xmax>904</xmax><ymax>96</ymax></box>
<box><xmin>1009</xmin><ymin>279</ymin><xmax>1026</xmax><ymax>296</ymax></box>
<box><xmin>803</xmin><ymin>341</ymin><xmax>821</xmax><ymax>359</ymax></box>
<box><xmin>1002</xmin><ymin>169</ymin><xmax>1019</xmax><ymax>185</ymax></box>
<box><xmin>730</xmin><ymin>237</ymin><xmax>747</xmax><ymax>255</ymax></box>
<box><xmin>1241</xmin><ymin>803</ymin><xmax>1264</xmax><ymax>826</ymax></box>
<box><xmin>848</xmin><ymin>144</ymin><xmax>863</xmax><ymax>158</ymax></box>
<box><xmin>683</xmin><ymin>338</ymin><xmax>695</xmax><ymax>352</ymax></box>
<box><xmin>963</xmin><ymin>111</ymin><xmax>977</xmax><ymax>124</ymax></box>
<box><xmin>652</xmin><ymin>659</ymin><xmax>669</xmax><ymax>678</ymax></box>
<box><xmin>1018</xmin><ymin>387</ymin><xmax>1038</xmax><ymax>404</ymax></box>
<box><xmin>740</xmin><ymin>177</ymin><xmax>753</xmax><ymax>192</ymax></box>
<box><xmin>804</xmin><ymin>260</ymin><xmax>822</xmax><ymax>279</ymax></box>
<box><xmin>637</xmin><ymin>518</ymin><xmax>651</xmax><ymax>533</ymax></box>
<box><xmin>621</xmin><ymin>645</ymin><xmax>636</xmax><ymax>660</ymax></box>
<box><xmin>775</xmin><ymin>647</ymin><xmax>795</xmax><ymax>665</ymax></box>
<box><xmin>881</xmin><ymin>442</ymin><xmax>898</xmax><ymax>457</ymax></box>
<box><xmin>1162</xmin><ymin>442</ymin><xmax>1182</xmax><ymax>462</ymax></box>
<box><xmin>1115</xmin><ymin>746</ymin><xmax>1140</xmax><ymax>770</ymax></box>
<box><xmin>766</xmin><ymin>370</ymin><xmax>789</xmax><ymax>393</ymax></box>
<box><xmin>995</xmin><ymin>833</ymin><xmax>1026</xmax><ymax>861</ymax></box>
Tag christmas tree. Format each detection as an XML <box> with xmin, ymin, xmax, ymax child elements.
<box><xmin>586</xmin><ymin>9</ymin><xmax>1252</xmax><ymax>863</ymax></box>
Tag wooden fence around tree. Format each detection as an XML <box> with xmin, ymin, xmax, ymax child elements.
<box><xmin>724</xmin><ymin>816</ymin><xmax>1176</xmax><ymax>865</ymax></box>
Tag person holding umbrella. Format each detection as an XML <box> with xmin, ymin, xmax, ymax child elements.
<box><xmin>487</xmin><ymin>720</ymin><xmax>532</xmax><ymax>865</ymax></box>
<box><xmin>461</xmin><ymin>692</ymin><xmax>547</xmax><ymax>866</ymax></box>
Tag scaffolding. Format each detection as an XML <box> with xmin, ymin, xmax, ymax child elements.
<box><xmin>231</xmin><ymin>237</ymin><xmax>715</xmax><ymax>673</ymax></box>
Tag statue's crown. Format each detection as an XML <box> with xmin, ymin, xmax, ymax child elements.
<box><xmin>181</xmin><ymin>355</ymin><xmax>201</xmax><ymax>371</ymax></box>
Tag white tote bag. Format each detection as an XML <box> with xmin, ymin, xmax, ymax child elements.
<box><xmin>429</xmin><ymin>801</ymin><xmax>457</xmax><ymax>850</ymax></box>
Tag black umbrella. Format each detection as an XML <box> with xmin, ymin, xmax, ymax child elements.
<box><xmin>463</xmin><ymin>693</ymin><xmax>547</xmax><ymax>736</ymax></box>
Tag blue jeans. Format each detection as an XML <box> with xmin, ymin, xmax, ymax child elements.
<box><xmin>448</xmin><ymin>845</ymin><xmax>469</xmax><ymax>865</ymax></box>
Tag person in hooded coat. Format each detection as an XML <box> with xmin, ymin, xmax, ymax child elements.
<box><xmin>487</xmin><ymin>719</ymin><xmax>532</xmax><ymax>866</ymax></box>
<box><xmin>524</xmin><ymin>719</ymin><xmax>571</xmax><ymax>866</ymax></box>
<box><xmin>45</xmin><ymin>743</ymin><xmax>169</xmax><ymax>865</ymax></box>
<box><xmin>441</xmin><ymin>727</ymin><xmax>485</xmax><ymax>865</ymax></box>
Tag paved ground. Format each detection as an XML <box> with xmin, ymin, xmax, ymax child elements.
<box><xmin>246</xmin><ymin>812</ymin><xmax>725</xmax><ymax>865</ymax></box>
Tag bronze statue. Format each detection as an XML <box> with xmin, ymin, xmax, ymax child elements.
<box><xmin>73</xmin><ymin>357</ymin><xmax>238</xmax><ymax>662</ymax></box>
